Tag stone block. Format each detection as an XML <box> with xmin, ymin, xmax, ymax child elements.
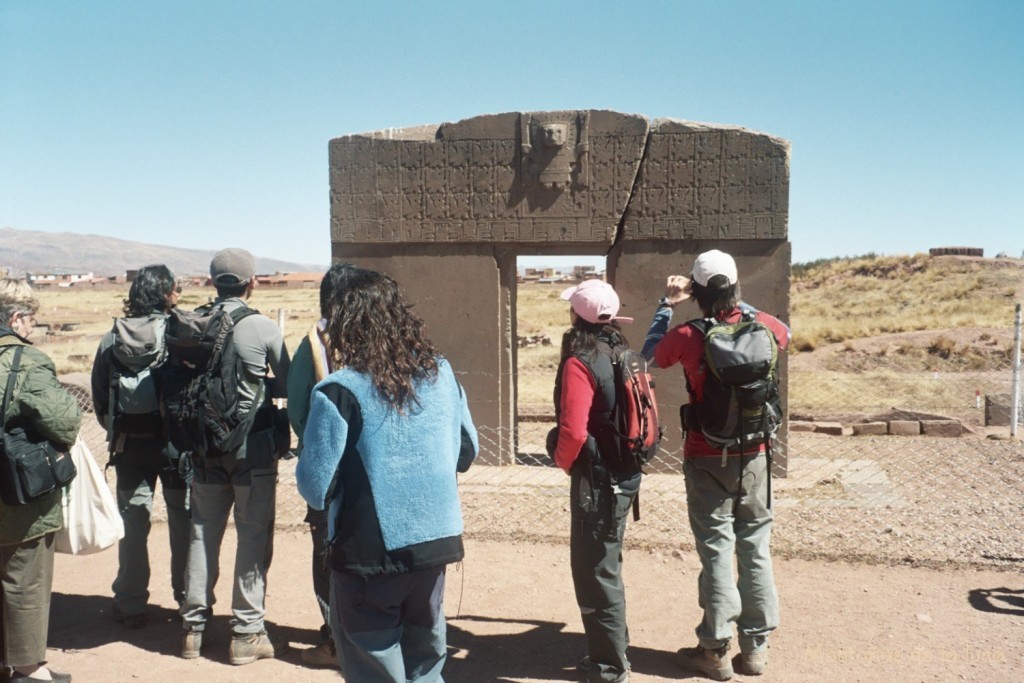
<box><xmin>921</xmin><ymin>420</ymin><xmax>962</xmax><ymax>437</ymax></box>
<box><xmin>888</xmin><ymin>420</ymin><xmax>921</xmax><ymax>436</ymax></box>
<box><xmin>789</xmin><ymin>421</ymin><xmax>816</xmax><ymax>432</ymax></box>
<box><xmin>985</xmin><ymin>393</ymin><xmax>1012</xmax><ymax>427</ymax></box>
<box><xmin>813</xmin><ymin>422</ymin><xmax>844</xmax><ymax>436</ymax></box>
<box><xmin>852</xmin><ymin>422</ymin><xmax>888</xmax><ymax>436</ymax></box>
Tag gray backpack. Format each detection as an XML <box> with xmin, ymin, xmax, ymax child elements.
<box><xmin>106</xmin><ymin>314</ymin><xmax>167</xmax><ymax>444</ymax></box>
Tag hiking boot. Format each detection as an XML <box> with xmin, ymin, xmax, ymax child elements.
<box><xmin>229</xmin><ymin>631</ymin><xmax>288</xmax><ymax>666</ymax></box>
<box><xmin>301</xmin><ymin>639</ymin><xmax>339</xmax><ymax>668</ymax></box>
<box><xmin>741</xmin><ymin>649</ymin><xmax>768</xmax><ymax>675</ymax></box>
<box><xmin>677</xmin><ymin>644</ymin><xmax>733</xmax><ymax>681</ymax></box>
<box><xmin>181</xmin><ymin>630</ymin><xmax>203</xmax><ymax>659</ymax></box>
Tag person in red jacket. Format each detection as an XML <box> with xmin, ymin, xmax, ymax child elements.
<box><xmin>548</xmin><ymin>279</ymin><xmax>638</xmax><ymax>683</ymax></box>
<box><xmin>642</xmin><ymin>250</ymin><xmax>789</xmax><ymax>680</ymax></box>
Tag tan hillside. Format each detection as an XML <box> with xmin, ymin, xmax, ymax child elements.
<box><xmin>790</xmin><ymin>253</ymin><xmax>1024</xmax><ymax>373</ymax></box>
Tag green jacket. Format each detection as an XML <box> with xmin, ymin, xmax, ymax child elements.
<box><xmin>0</xmin><ymin>332</ymin><xmax>82</xmax><ymax>546</ymax></box>
<box><xmin>286</xmin><ymin>322</ymin><xmax>330</xmax><ymax>458</ymax></box>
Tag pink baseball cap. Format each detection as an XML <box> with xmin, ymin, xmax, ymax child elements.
<box><xmin>560</xmin><ymin>280</ymin><xmax>634</xmax><ymax>325</ymax></box>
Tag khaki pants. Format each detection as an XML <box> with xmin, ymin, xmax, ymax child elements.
<box><xmin>0</xmin><ymin>533</ymin><xmax>55</xmax><ymax>668</ymax></box>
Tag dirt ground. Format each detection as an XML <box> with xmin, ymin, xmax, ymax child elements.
<box><xmin>43</xmin><ymin>523</ymin><xmax>1023</xmax><ymax>683</ymax></box>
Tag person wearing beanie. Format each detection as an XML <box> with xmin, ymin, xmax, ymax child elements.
<box><xmin>549</xmin><ymin>279</ymin><xmax>639</xmax><ymax>683</ymax></box>
<box><xmin>641</xmin><ymin>249</ymin><xmax>790</xmax><ymax>680</ymax></box>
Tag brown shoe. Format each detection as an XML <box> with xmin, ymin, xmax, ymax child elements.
<box><xmin>301</xmin><ymin>639</ymin><xmax>339</xmax><ymax>668</ymax></box>
<box><xmin>741</xmin><ymin>649</ymin><xmax>768</xmax><ymax>675</ymax></box>
<box><xmin>181</xmin><ymin>630</ymin><xmax>203</xmax><ymax>659</ymax></box>
<box><xmin>677</xmin><ymin>644</ymin><xmax>733</xmax><ymax>681</ymax></box>
<box><xmin>229</xmin><ymin>631</ymin><xmax>289</xmax><ymax>666</ymax></box>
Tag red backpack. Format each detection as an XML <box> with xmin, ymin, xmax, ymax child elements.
<box><xmin>606</xmin><ymin>346</ymin><xmax>663</xmax><ymax>474</ymax></box>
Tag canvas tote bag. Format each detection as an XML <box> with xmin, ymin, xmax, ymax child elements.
<box><xmin>55</xmin><ymin>436</ymin><xmax>124</xmax><ymax>555</ymax></box>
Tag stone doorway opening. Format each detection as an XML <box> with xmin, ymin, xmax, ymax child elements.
<box><xmin>514</xmin><ymin>255</ymin><xmax>607</xmax><ymax>465</ymax></box>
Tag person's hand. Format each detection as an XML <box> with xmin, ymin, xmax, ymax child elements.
<box><xmin>663</xmin><ymin>275</ymin><xmax>691</xmax><ymax>307</ymax></box>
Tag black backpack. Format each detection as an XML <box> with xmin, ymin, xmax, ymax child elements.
<box><xmin>157</xmin><ymin>303</ymin><xmax>260</xmax><ymax>460</ymax></box>
<box><xmin>686</xmin><ymin>310</ymin><xmax>782</xmax><ymax>456</ymax></box>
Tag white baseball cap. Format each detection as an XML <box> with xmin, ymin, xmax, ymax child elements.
<box><xmin>691</xmin><ymin>249</ymin><xmax>738</xmax><ymax>287</ymax></box>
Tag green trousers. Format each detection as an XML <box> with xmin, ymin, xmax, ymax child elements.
<box><xmin>0</xmin><ymin>533</ymin><xmax>55</xmax><ymax>668</ymax></box>
<box><xmin>570</xmin><ymin>461</ymin><xmax>641</xmax><ymax>683</ymax></box>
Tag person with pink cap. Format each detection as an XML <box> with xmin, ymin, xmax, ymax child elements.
<box><xmin>547</xmin><ymin>278</ymin><xmax>638</xmax><ymax>683</ymax></box>
<box><xmin>641</xmin><ymin>249</ymin><xmax>790</xmax><ymax>680</ymax></box>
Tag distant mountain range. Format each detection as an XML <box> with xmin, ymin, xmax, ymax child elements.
<box><xmin>0</xmin><ymin>227</ymin><xmax>324</xmax><ymax>277</ymax></box>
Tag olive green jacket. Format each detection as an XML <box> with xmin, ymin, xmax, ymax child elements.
<box><xmin>0</xmin><ymin>332</ymin><xmax>82</xmax><ymax>546</ymax></box>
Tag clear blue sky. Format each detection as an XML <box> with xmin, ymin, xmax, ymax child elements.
<box><xmin>2</xmin><ymin>1</ymin><xmax>1021</xmax><ymax>268</ymax></box>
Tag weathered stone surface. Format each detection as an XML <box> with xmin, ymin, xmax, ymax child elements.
<box><xmin>789</xmin><ymin>421</ymin><xmax>816</xmax><ymax>432</ymax></box>
<box><xmin>328</xmin><ymin>111</ymin><xmax>791</xmax><ymax>470</ymax></box>
<box><xmin>814</xmin><ymin>422</ymin><xmax>844</xmax><ymax>436</ymax></box>
<box><xmin>330</xmin><ymin>111</ymin><xmax>649</xmax><ymax>245</ymax></box>
<box><xmin>889</xmin><ymin>420</ymin><xmax>921</xmax><ymax>436</ymax></box>
<box><xmin>620</xmin><ymin>119</ymin><xmax>789</xmax><ymax>241</ymax></box>
<box><xmin>921</xmin><ymin>420</ymin><xmax>963</xmax><ymax>437</ymax></box>
<box><xmin>852</xmin><ymin>422</ymin><xmax>888</xmax><ymax>436</ymax></box>
<box><xmin>985</xmin><ymin>393</ymin><xmax>1013</xmax><ymax>427</ymax></box>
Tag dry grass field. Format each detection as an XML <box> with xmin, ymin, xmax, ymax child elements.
<box><xmin>33</xmin><ymin>285</ymin><xmax>322</xmax><ymax>375</ymax></box>
<box><xmin>31</xmin><ymin>253</ymin><xmax>1024</xmax><ymax>422</ymax></box>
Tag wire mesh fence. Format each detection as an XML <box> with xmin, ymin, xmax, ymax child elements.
<box><xmin>61</xmin><ymin>303</ymin><xmax>1024</xmax><ymax>572</ymax></box>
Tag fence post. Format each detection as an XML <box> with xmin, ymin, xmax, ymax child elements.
<box><xmin>1012</xmin><ymin>303</ymin><xmax>1021</xmax><ymax>438</ymax></box>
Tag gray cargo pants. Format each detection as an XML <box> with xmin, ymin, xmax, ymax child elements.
<box><xmin>180</xmin><ymin>432</ymin><xmax>277</xmax><ymax>635</ymax></box>
<box><xmin>570</xmin><ymin>458</ymin><xmax>641</xmax><ymax>683</ymax></box>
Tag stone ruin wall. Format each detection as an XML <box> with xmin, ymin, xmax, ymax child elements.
<box><xmin>328</xmin><ymin>110</ymin><xmax>791</xmax><ymax>470</ymax></box>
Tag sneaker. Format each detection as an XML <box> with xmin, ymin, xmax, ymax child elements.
<box><xmin>676</xmin><ymin>644</ymin><xmax>733</xmax><ymax>681</ymax></box>
<box><xmin>181</xmin><ymin>630</ymin><xmax>203</xmax><ymax>659</ymax></box>
<box><xmin>229</xmin><ymin>631</ymin><xmax>288</xmax><ymax>666</ymax></box>
<box><xmin>301</xmin><ymin>639</ymin><xmax>339</xmax><ymax>669</ymax></box>
<box><xmin>740</xmin><ymin>649</ymin><xmax>768</xmax><ymax>675</ymax></box>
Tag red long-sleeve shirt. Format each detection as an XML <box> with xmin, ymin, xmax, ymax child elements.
<box><xmin>552</xmin><ymin>356</ymin><xmax>596</xmax><ymax>473</ymax></box>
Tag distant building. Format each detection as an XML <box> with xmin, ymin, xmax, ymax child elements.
<box><xmin>28</xmin><ymin>271</ymin><xmax>94</xmax><ymax>287</ymax></box>
<box><xmin>928</xmin><ymin>247</ymin><xmax>983</xmax><ymax>257</ymax></box>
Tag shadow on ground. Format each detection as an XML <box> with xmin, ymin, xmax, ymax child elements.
<box><xmin>967</xmin><ymin>587</ymin><xmax>1024</xmax><ymax>616</ymax></box>
<box><xmin>48</xmin><ymin>591</ymin><xmax>321</xmax><ymax>666</ymax></box>
<box><xmin>446</xmin><ymin>614</ymin><xmax>682</xmax><ymax>682</ymax></box>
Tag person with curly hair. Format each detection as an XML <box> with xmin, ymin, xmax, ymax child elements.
<box><xmin>296</xmin><ymin>268</ymin><xmax>478</xmax><ymax>682</ymax></box>
<box><xmin>91</xmin><ymin>264</ymin><xmax>188</xmax><ymax>630</ymax></box>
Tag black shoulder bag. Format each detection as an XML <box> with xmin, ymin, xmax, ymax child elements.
<box><xmin>0</xmin><ymin>346</ymin><xmax>77</xmax><ymax>506</ymax></box>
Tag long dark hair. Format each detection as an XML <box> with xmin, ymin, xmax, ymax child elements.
<box><xmin>319</xmin><ymin>262</ymin><xmax>357</xmax><ymax>318</ymax></box>
<box><xmin>124</xmin><ymin>265</ymin><xmax>176</xmax><ymax>316</ymax></box>
<box><xmin>691</xmin><ymin>275</ymin><xmax>741</xmax><ymax>319</ymax></box>
<box><xmin>323</xmin><ymin>269</ymin><xmax>439</xmax><ymax>411</ymax></box>
<box><xmin>560</xmin><ymin>317</ymin><xmax>626</xmax><ymax>361</ymax></box>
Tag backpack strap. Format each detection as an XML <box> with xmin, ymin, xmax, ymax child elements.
<box><xmin>107</xmin><ymin>325</ymin><xmax>120</xmax><ymax>447</ymax></box>
<box><xmin>1</xmin><ymin>346</ymin><xmax>24</xmax><ymax>430</ymax></box>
